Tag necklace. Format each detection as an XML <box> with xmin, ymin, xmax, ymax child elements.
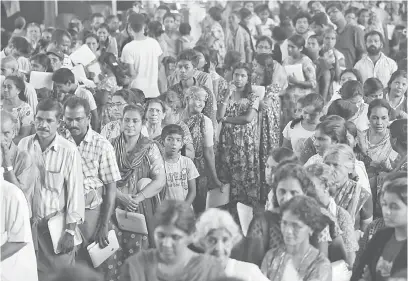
<box><xmin>294</xmin><ymin>245</ymin><xmax>313</xmax><ymax>273</ymax></box>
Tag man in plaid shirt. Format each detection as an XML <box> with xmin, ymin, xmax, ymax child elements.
<box><xmin>61</xmin><ymin>96</ymin><xmax>121</xmax><ymax>271</ymax></box>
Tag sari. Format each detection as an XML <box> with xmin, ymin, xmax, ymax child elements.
<box><xmin>119</xmin><ymin>249</ymin><xmax>225</xmax><ymax>281</ymax></box>
<box><xmin>103</xmin><ymin>134</ymin><xmax>165</xmax><ymax>281</ymax></box>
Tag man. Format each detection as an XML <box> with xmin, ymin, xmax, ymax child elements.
<box><xmin>18</xmin><ymin>98</ymin><xmax>85</xmax><ymax>280</ymax></box>
<box><xmin>226</xmin><ymin>11</ymin><xmax>253</xmax><ymax>63</ymax></box>
<box><xmin>1</xmin><ymin>111</ymin><xmax>36</xmax><ymax>216</ymax></box>
<box><xmin>90</xmin><ymin>13</ymin><xmax>105</xmax><ymax>34</ymax></box>
<box><xmin>293</xmin><ymin>11</ymin><xmax>315</xmax><ymax>41</ymax></box>
<box><xmin>310</xmin><ymin>12</ymin><xmax>331</xmax><ymax>38</ymax></box>
<box><xmin>121</xmin><ymin>13</ymin><xmax>163</xmax><ymax>98</ymax></box>
<box><xmin>354</xmin><ymin>30</ymin><xmax>398</xmax><ymax>86</ymax></box>
<box><xmin>271</xmin><ymin>26</ymin><xmax>289</xmax><ymax>63</ymax></box>
<box><xmin>47</xmin><ymin>29</ymin><xmax>73</xmax><ymax>69</ymax></box>
<box><xmin>326</xmin><ymin>2</ymin><xmax>366</xmax><ymax>69</ymax></box>
<box><xmin>61</xmin><ymin>96</ymin><xmax>120</xmax><ymax>270</ymax></box>
<box><xmin>1</xmin><ymin>148</ymin><xmax>38</xmax><ymax>281</ymax></box>
<box><xmin>52</xmin><ymin>68</ymin><xmax>100</xmax><ymax>131</ymax></box>
<box><xmin>46</xmin><ymin>48</ymin><xmax>65</xmax><ymax>72</ymax></box>
<box><xmin>1</xmin><ymin>56</ymin><xmax>38</xmax><ymax>111</ymax></box>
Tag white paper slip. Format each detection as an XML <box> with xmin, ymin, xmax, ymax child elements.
<box><xmin>48</xmin><ymin>212</ymin><xmax>83</xmax><ymax>254</ymax></box>
<box><xmin>87</xmin><ymin>230</ymin><xmax>119</xmax><ymax>268</ymax></box>
<box><xmin>331</xmin><ymin>260</ymin><xmax>352</xmax><ymax>281</ymax></box>
<box><xmin>284</xmin><ymin>64</ymin><xmax>305</xmax><ymax>82</ymax></box>
<box><xmin>71</xmin><ymin>64</ymin><xmax>87</xmax><ymax>81</ymax></box>
<box><xmin>387</xmin><ymin>24</ymin><xmax>396</xmax><ymax>40</ymax></box>
<box><xmin>87</xmin><ymin>61</ymin><xmax>102</xmax><ymax>77</ymax></box>
<box><xmin>69</xmin><ymin>44</ymin><xmax>96</xmax><ymax>66</ymax></box>
<box><xmin>237</xmin><ymin>203</ymin><xmax>253</xmax><ymax>237</ymax></box>
<box><xmin>29</xmin><ymin>71</ymin><xmax>54</xmax><ymax>90</ymax></box>
<box><xmin>206</xmin><ymin>183</ymin><xmax>230</xmax><ymax>209</ymax></box>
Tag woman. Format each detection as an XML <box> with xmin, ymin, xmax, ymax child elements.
<box><xmin>184</xmin><ymin>86</ymin><xmax>223</xmax><ymax>213</ymax></box>
<box><xmin>97</xmin><ymin>23</ymin><xmax>118</xmax><ymax>57</ymax></box>
<box><xmin>323</xmin><ymin>144</ymin><xmax>373</xmax><ymax>233</ymax></box>
<box><xmin>84</xmin><ymin>33</ymin><xmax>100</xmax><ymax>57</ymax></box>
<box><xmin>261</xmin><ymin>196</ymin><xmax>332</xmax><ymax>281</ymax></box>
<box><xmin>384</xmin><ymin>70</ymin><xmax>408</xmax><ymax>120</ymax></box>
<box><xmin>252</xmin><ymin>53</ymin><xmax>287</xmax><ymax>197</ymax></box>
<box><xmin>359</xmin><ymin>99</ymin><xmax>399</xmax><ymax>196</ymax></box>
<box><xmin>119</xmin><ymin>200</ymin><xmax>225</xmax><ymax>281</ymax></box>
<box><xmin>237</xmin><ymin>163</ymin><xmax>336</xmax><ymax>266</ymax></box>
<box><xmin>282</xmin><ymin>34</ymin><xmax>316</xmax><ymax>127</ymax></box>
<box><xmin>101</xmin><ymin>89</ymin><xmax>139</xmax><ymax>140</ymax></box>
<box><xmin>339</xmin><ymin>80</ymin><xmax>369</xmax><ymax>132</ymax></box>
<box><xmin>264</xmin><ymin>147</ymin><xmax>298</xmax><ymax>186</ymax></box>
<box><xmin>306</xmin><ymin>163</ymin><xmax>359</xmax><ymax>266</ymax></box>
<box><xmin>195</xmin><ymin>208</ymin><xmax>278</xmax><ymax>281</ymax></box>
<box><xmin>216</xmin><ymin>63</ymin><xmax>260</xmax><ymax>214</ymax></box>
<box><xmin>351</xmin><ymin>173</ymin><xmax>407</xmax><ymax>281</ymax></box>
<box><xmin>1</xmin><ymin>75</ymin><xmax>33</xmax><ymax>144</ymax></box>
<box><xmin>198</xmin><ymin>6</ymin><xmax>226</xmax><ymax>68</ymax></box>
<box><xmin>105</xmin><ymin>104</ymin><xmax>166</xmax><ymax>281</ymax></box>
<box><xmin>143</xmin><ymin>97</ymin><xmax>194</xmax><ymax>159</ymax></box>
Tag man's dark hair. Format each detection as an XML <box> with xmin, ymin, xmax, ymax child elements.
<box><xmin>365</xmin><ymin>30</ymin><xmax>384</xmax><ymax>44</ymax></box>
<box><xmin>52</xmin><ymin>68</ymin><xmax>75</xmax><ymax>84</ymax></box>
<box><xmin>63</xmin><ymin>96</ymin><xmax>91</xmax><ymax>116</ymax></box>
<box><xmin>177</xmin><ymin>49</ymin><xmax>197</xmax><ymax>63</ymax></box>
<box><xmin>36</xmin><ymin>98</ymin><xmax>63</xmax><ymax>119</ymax></box>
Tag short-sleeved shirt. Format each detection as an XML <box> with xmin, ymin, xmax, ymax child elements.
<box><xmin>121</xmin><ymin>38</ymin><xmax>163</xmax><ymax>98</ymax></box>
<box><xmin>283</xmin><ymin>121</ymin><xmax>315</xmax><ymax>156</ymax></box>
<box><xmin>164</xmin><ymin>155</ymin><xmax>199</xmax><ymax>201</ymax></box>
<box><xmin>74</xmin><ymin>85</ymin><xmax>97</xmax><ymax>111</ymax></box>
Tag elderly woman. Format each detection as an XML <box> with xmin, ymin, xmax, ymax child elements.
<box><xmin>195</xmin><ymin>208</ymin><xmax>285</xmax><ymax>281</ymax></box>
<box><xmin>323</xmin><ymin>144</ymin><xmax>373</xmax><ymax>235</ymax></box>
<box><xmin>103</xmin><ymin>104</ymin><xmax>166</xmax><ymax>281</ymax></box>
<box><xmin>184</xmin><ymin>86</ymin><xmax>223</xmax><ymax>213</ymax></box>
<box><xmin>261</xmin><ymin>196</ymin><xmax>332</xmax><ymax>281</ymax></box>
<box><xmin>119</xmin><ymin>200</ymin><xmax>225</xmax><ymax>281</ymax></box>
<box><xmin>306</xmin><ymin>163</ymin><xmax>359</xmax><ymax>266</ymax></box>
<box><xmin>235</xmin><ymin>163</ymin><xmax>340</xmax><ymax>266</ymax></box>
<box><xmin>142</xmin><ymin>97</ymin><xmax>194</xmax><ymax>159</ymax></box>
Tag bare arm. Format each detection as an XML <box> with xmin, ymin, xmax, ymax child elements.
<box><xmin>223</xmin><ymin>108</ymin><xmax>258</xmax><ymax>125</ymax></box>
<box><xmin>184</xmin><ymin>143</ymin><xmax>195</xmax><ymax>160</ymax></box>
<box><xmin>1</xmin><ymin>242</ymin><xmax>27</xmax><ymax>261</ymax></box>
<box><xmin>185</xmin><ymin>179</ymin><xmax>197</xmax><ymax>206</ymax></box>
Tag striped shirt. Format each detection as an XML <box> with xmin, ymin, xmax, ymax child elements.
<box><xmin>18</xmin><ymin>134</ymin><xmax>85</xmax><ymax>224</ymax></box>
<box><xmin>62</xmin><ymin>128</ymin><xmax>121</xmax><ymax>209</ymax></box>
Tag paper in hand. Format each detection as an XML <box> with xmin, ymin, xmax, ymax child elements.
<box><xmin>284</xmin><ymin>64</ymin><xmax>305</xmax><ymax>82</ymax></box>
<box><xmin>206</xmin><ymin>183</ymin><xmax>230</xmax><ymax>209</ymax></box>
<box><xmin>29</xmin><ymin>71</ymin><xmax>54</xmax><ymax>90</ymax></box>
<box><xmin>69</xmin><ymin>44</ymin><xmax>96</xmax><ymax>66</ymax></box>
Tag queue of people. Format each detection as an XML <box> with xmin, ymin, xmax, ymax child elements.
<box><xmin>0</xmin><ymin>1</ymin><xmax>407</xmax><ymax>281</ymax></box>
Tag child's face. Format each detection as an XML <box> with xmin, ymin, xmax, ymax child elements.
<box><xmin>258</xmin><ymin>10</ymin><xmax>270</xmax><ymax>22</ymax></box>
<box><xmin>345</xmin><ymin>12</ymin><xmax>357</xmax><ymax>25</ymax></box>
<box><xmin>323</xmin><ymin>32</ymin><xmax>337</xmax><ymax>49</ymax></box>
<box><xmin>163</xmin><ymin>16</ymin><xmax>175</xmax><ymax>31</ymax></box>
<box><xmin>365</xmin><ymin>90</ymin><xmax>383</xmax><ymax>103</ymax></box>
<box><xmin>164</xmin><ymin>133</ymin><xmax>183</xmax><ymax>155</ymax></box>
<box><xmin>294</xmin><ymin>102</ymin><xmax>303</xmax><ymax>119</ymax></box>
<box><xmin>302</xmin><ymin>105</ymin><xmax>322</xmax><ymax>125</ymax></box>
<box><xmin>166</xmin><ymin>62</ymin><xmax>176</xmax><ymax>76</ymax></box>
<box><xmin>306</xmin><ymin>38</ymin><xmax>320</xmax><ymax>54</ymax></box>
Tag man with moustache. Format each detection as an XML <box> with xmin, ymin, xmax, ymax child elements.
<box><xmin>61</xmin><ymin>96</ymin><xmax>120</xmax><ymax>273</ymax></box>
<box><xmin>18</xmin><ymin>98</ymin><xmax>85</xmax><ymax>280</ymax></box>
<box><xmin>355</xmin><ymin>30</ymin><xmax>398</xmax><ymax>87</ymax></box>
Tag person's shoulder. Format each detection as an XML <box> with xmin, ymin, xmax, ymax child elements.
<box><xmin>89</xmin><ymin>129</ymin><xmax>116</xmax><ymax>150</ymax></box>
<box><xmin>55</xmin><ymin>134</ymin><xmax>80</xmax><ymax>151</ymax></box>
<box><xmin>1</xmin><ymin>179</ymin><xmax>26</xmax><ymax>202</ymax></box>
<box><xmin>180</xmin><ymin>155</ymin><xmax>195</xmax><ymax>166</ymax></box>
<box><xmin>18</xmin><ymin>134</ymin><xmax>35</xmax><ymax>148</ymax></box>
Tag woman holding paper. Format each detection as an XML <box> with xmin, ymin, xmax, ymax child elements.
<box><xmin>261</xmin><ymin>196</ymin><xmax>332</xmax><ymax>281</ymax></box>
<box><xmin>282</xmin><ymin>34</ymin><xmax>316</xmax><ymax>128</ymax></box>
<box><xmin>103</xmin><ymin>104</ymin><xmax>166</xmax><ymax>281</ymax></box>
<box><xmin>119</xmin><ymin>200</ymin><xmax>225</xmax><ymax>281</ymax></box>
<box><xmin>1</xmin><ymin>75</ymin><xmax>34</xmax><ymax>144</ymax></box>
<box><xmin>184</xmin><ymin>86</ymin><xmax>224</xmax><ymax>214</ymax></box>
<box><xmin>195</xmin><ymin>208</ymin><xmax>297</xmax><ymax>281</ymax></box>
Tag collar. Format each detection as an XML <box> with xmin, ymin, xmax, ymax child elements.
<box><xmin>364</xmin><ymin>52</ymin><xmax>384</xmax><ymax>62</ymax></box>
<box><xmin>82</xmin><ymin>127</ymin><xmax>94</xmax><ymax>144</ymax></box>
<box><xmin>33</xmin><ymin>134</ymin><xmax>60</xmax><ymax>152</ymax></box>
<box><xmin>65</xmin><ymin>127</ymin><xmax>94</xmax><ymax>145</ymax></box>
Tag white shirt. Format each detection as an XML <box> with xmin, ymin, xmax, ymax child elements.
<box><xmin>354</xmin><ymin>53</ymin><xmax>398</xmax><ymax>87</ymax></box>
<box><xmin>74</xmin><ymin>85</ymin><xmax>97</xmax><ymax>111</ymax></box>
<box><xmin>121</xmin><ymin>38</ymin><xmax>163</xmax><ymax>98</ymax></box>
<box><xmin>1</xmin><ymin>175</ymin><xmax>38</xmax><ymax>281</ymax></box>
<box><xmin>283</xmin><ymin>121</ymin><xmax>315</xmax><ymax>156</ymax></box>
<box><xmin>225</xmin><ymin>259</ymin><xmax>269</xmax><ymax>281</ymax></box>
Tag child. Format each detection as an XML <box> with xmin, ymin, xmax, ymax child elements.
<box><xmin>282</xmin><ymin>93</ymin><xmax>324</xmax><ymax>156</ymax></box>
<box><xmin>363</xmin><ymin>77</ymin><xmax>384</xmax><ymax>103</ymax></box>
<box><xmin>162</xmin><ymin>124</ymin><xmax>199</xmax><ymax>206</ymax></box>
<box><xmin>177</xmin><ymin>23</ymin><xmax>194</xmax><ymax>54</ymax></box>
<box><xmin>162</xmin><ymin>56</ymin><xmax>177</xmax><ymax>78</ymax></box>
<box><xmin>255</xmin><ymin>4</ymin><xmax>278</xmax><ymax>38</ymax></box>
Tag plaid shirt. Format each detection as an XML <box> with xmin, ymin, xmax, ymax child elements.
<box><xmin>62</xmin><ymin>128</ymin><xmax>121</xmax><ymax>209</ymax></box>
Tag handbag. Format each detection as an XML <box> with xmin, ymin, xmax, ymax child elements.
<box><xmin>115</xmin><ymin>208</ymin><xmax>148</xmax><ymax>235</ymax></box>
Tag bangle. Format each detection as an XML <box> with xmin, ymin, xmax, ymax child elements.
<box><xmin>222</xmin><ymin>116</ymin><xmax>227</xmax><ymax>123</ymax></box>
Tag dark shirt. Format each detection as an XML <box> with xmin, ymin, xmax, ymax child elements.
<box><xmin>335</xmin><ymin>24</ymin><xmax>366</xmax><ymax>69</ymax></box>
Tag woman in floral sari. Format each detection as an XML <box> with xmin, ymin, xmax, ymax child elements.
<box><xmin>323</xmin><ymin>144</ymin><xmax>373</xmax><ymax>235</ymax></box>
<box><xmin>104</xmin><ymin>104</ymin><xmax>166</xmax><ymax>281</ymax></box>
<box><xmin>184</xmin><ymin>86</ymin><xmax>224</xmax><ymax>214</ymax></box>
<box><xmin>216</xmin><ymin>63</ymin><xmax>260</xmax><ymax>215</ymax></box>
<box><xmin>252</xmin><ymin>53</ymin><xmax>288</xmax><ymax>201</ymax></box>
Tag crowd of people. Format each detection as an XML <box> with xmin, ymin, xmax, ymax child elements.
<box><xmin>0</xmin><ymin>0</ymin><xmax>407</xmax><ymax>281</ymax></box>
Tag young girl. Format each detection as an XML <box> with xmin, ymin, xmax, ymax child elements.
<box><xmin>282</xmin><ymin>93</ymin><xmax>324</xmax><ymax>157</ymax></box>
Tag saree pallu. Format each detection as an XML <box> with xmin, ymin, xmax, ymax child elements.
<box><xmin>103</xmin><ymin>134</ymin><xmax>164</xmax><ymax>281</ymax></box>
<box><xmin>334</xmin><ymin>180</ymin><xmax>370</xmax><ymax>225</ymax></box>
<box><xmin>186</xmin><ymin>113</ymin><xmax>208</xmax><ymax>214</ymax></box>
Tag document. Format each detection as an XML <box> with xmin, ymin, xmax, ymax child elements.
<box><xmin>48</xmin><ymin>212</ymin><xmax>83</xmax><ymax>254</ymax></box>
<box><xmin>70</xmin><ymin>44</ymin><xmax>96</xmax><ymax>66</ymax></box>
<box><xmin>284</xmin><ymin>64</ymin><xmax>305</xmax><ymax>82</ymax></box>
<box><xmin>29</xmin><ymin>72</ymin><xmax>54</xmax><ymax>90</ymax></box>
<box><xmin>206</xmin><ymin>183</ymin><xmax>230</xmax><ymax>209</ymax></box>
<box><xmin>87</xmin><ymin>230</ymin><xmax>119</xmax><ymax>268</ymax></box>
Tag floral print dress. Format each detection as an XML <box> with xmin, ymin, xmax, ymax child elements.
<box><xmin>9</xmin><ymin>102</ymin><xmax>34</xmax><ymax>135</ymax></box>
<box><xmin>216</xmin><ymin>91</ymin><xmax>260</xmax><ymax>214</ymax></box>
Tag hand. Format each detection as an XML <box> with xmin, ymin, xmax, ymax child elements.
<box><xmin>58</xmin><ymin>232</ymin><xmax>75</xmax><ymax>254</ymax></box>
<box><xmin>228</xmin><ymin>82</ymin><xmax>236</xmax><ymax>97</ymax></box>
<box><xmin>214</xmin><ymin>180</ymin><xmax>224</xmax><ymax>191</ymax></box>
<box><xmin>361</xmin><ymin>265</ymin><xmax>372</xmax><ymax>281</ymax></box>
<box><xmin>93</xmin><ymin>224</ymin><xmax>109</xmax><ymax>248</ymax></box>
<box><xmin>288</xmin><ymin>74</ymin><xmax>298</xmax><ymax>85</ymax></box>
<box><xmin>1</xmin><ymin>142</ymin><xmax>11</xmax><ymax>168</ymax></box>
<box><xmin>126</xmin><ymin>195</ymin><xmax>141</xmax><ymax>212</ymax></box>
<box><xmin>261</xmin><ymin>97</ymin><xmax>273</xmax><ymax>110</ymax></box>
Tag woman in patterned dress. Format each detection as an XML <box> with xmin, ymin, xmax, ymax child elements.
<box><xmin>1</xmin><ymin>75</ymin><xmax>33</xmax><ymax>144</ymax></box>
<box><xmin>103</xmin><ymin>104</ymin><xmax>166</xmax><ymax>281</ymax></box>
<box><xmin>216</xmin><ymin>63</ymin><xmax>260</xmax><ymax>216</ymax></box>
<box><xmin>252</xmin><ymin>53</ymin><xmax>288</xmax><ymax>202</ymax></box>
<box><xmin>184</xmin><ymin>86</ymin><xmax>224</xmax><ymax>214</ymax></box>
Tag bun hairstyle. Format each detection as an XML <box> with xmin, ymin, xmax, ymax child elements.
<box><xmin>316</xmin><ymin>115</ymin><xmax>347</xmax><ymax>144</ymax></box>
<box><xmin>326</xmin><ymin>99</ymin><xmax>358</xmax><ymax>120</ymax></box>
<box><xmin>339</xmin><ymin>80</ymin><xmax>364</xmax><ymax>100</ymax></box>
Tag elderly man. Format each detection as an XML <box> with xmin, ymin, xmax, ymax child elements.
<box><xmin>1</xmin><ymin>56</ymin><xmax>38</xmax><ymax>111</ymax></box>
<box><xmin>1</xmin><ymin>110</ymin><xmax>36</xmax><ymax>215</ymax></box>
<box><xmin>18</xmin><ymin>98</ymin><xmax>85</xmax><ymax>280</ymax></box>
<box><xmin>61</xmin><ymin>96</ymin><xmax>120</xmax><ymax>274</ymax></box>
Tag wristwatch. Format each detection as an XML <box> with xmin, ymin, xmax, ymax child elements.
<box><xmin>65</xmin><ymin>229</ymin><xmax>76</xmax><ymax>236</ymax></box>
<box><xmin>4</xmin><ymin>166</ymin><xmax>13</xmax><ymax>172</ymax></box>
